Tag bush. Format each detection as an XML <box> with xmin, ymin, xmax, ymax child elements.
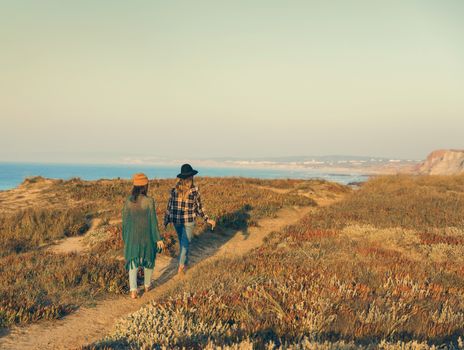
<box><xmin>0</xmin><ymin>207</ymin><xmax>91</xmax><ymax>256</ymax></box>
<box><xmin>0</xmin><ymin>251</ymin><xmax>126</xmax><ymax>328</ymax></box>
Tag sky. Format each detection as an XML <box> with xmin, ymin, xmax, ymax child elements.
<box><xmin>1</xmin><ymin>0</ymin><xmax>463</xmax><ymax>163</ymax></box>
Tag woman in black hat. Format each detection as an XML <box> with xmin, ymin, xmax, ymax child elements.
<box><xmin>164</xmin><ymin>164</ymin><xmax>216</xmax><ymax>275</ymax></box>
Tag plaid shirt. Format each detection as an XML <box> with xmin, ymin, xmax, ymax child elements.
<box><xmin>164</xmin><ymin>186</ymin><xmax>209</xmax><ymax>226</ymax></box>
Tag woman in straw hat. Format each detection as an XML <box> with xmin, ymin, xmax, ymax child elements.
<box><xmin>164</xmin><ymin>164</ymin><xmax>216</xmax><ymax>275</ymax></box>
<box><xmin>122</xmin><ymin>173</ymin><xmax>165</xmax><ymax>299</ymax></box>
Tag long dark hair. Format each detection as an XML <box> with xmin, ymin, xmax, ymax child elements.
<box><xmin>130</xmin><ymin>184</ymin><xmax>148</xmax><ymax>203</ymax></box>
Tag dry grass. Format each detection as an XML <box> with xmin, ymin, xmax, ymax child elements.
<box><xmin>0</xmin><ymin>207</ymin><xmax>91</xmax><ymax>256</ymax></box>
<box><xmin>0</xmin><ymin>252</ymin><xmax>126</xmax><ymax>328</ymax></box>
<box><xmin>308</xmin><ymin>175</ymin><xmax>464</xmax><ymax>230</ymax></box>
<box><xmin>91</xmin><ymin>175</ymin><xmax>464</xmax><ymax>349</ymax></box>
<box><xmin>0</xmin><ymin>177</ymin><xmax>317</xmax><ymax>329</ymax></box>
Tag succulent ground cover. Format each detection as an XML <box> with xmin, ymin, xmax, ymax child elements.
<box><xmin>0</xmin><ymin>177</ymin><xmax>315</xmax><ymax>329</ymax></box>
<box><xmin>91</xmin><ymin>175</ymin><xmax>464</xmax><ymax>349</ymax></box>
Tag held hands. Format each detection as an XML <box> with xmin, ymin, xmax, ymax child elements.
<box><xmin>207</xmin><ymin>219</ymin><xmax>216</xmax><ymax>231</ymax></box>
<box><xmin>156</xmin><ymin>240</ymin><xmax>165</xmax><ymax>251</ymax></box>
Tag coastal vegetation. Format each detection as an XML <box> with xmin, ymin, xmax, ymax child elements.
<box><xmin>0</xmin><ymin>177</ymin><xmax>316</xmax><ymax>328</ymax></box>
<box><xmin>89</xmin><ymin>175</ymin><xmax>464</xmax><ymax>349</ymax></box>
<box><xmin>3</xmin><ymin>174</ymin><xmax>463</xmax><ymax>348</ymax></box>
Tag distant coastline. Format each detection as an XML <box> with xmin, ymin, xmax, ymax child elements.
<box><xmin>118</xmin><ymin>155</ymin><xmax>418</xmax><ymax>176</ymax></box>
<box><xmin>0</xmin><ymin>161</ymin><xmax>373</xmax><ymax>191</ymax></box>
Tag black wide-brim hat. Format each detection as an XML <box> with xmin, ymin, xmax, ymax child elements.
<box><xmin>177</xmin><ymin>164</ymin><xmax>198</xmax><ymax>179</ymax></box>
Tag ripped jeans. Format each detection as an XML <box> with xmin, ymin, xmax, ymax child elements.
<box><xmin>174</xmin><ymin>222</ymin><xmax>195</xmax><ymax>266</ymax></box>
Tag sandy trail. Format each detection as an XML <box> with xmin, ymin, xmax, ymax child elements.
<box><xmin>0</xmin><ymin>205</ymin><xmax>314</xmax><ymax>350</ymax></box>
<box><xmin>47</xmin><ymin>235</ymin><xmax>90</xmax><ymax>254</ymax></box>
<box><xmin>46</xmin><ymin>219</ymin><xmax>120</xmax><ymax>255</ymax></box>
<box><xmin>253</xmin><ymin>184</ymin><xmax>346</xmax><ymax>207</ymax></box>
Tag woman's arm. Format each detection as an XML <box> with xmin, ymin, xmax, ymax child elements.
<box><xmin>194</xmin><ymin>189</ymin><xmax>209</xmax><ymax>222</ymax></box>
<box><xmin>122</xmin><ymin>199</ymin><xmax>129</xmax><ymax>243</ymax></box>
<box><xmin>163</xmin><ymin>191</ymin><xmax>173</xmax><ymax>227</ymax></box>
<box><xmin>150</xmin><ymin>198</ymin><xmax>162</xmax><ymax>243</ymax></box>
<box><xmin>195</xmin><ymin>189</ymin><xmax>216</xmax><ymax>230</ymax></box>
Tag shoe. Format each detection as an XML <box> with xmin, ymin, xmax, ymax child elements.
<box><xmin>130</xmin><ymin>290</ymin><xmax>138</xmax><ymax>299</ymax></box>
<box><xmin>144</xmin><ymin>283</ymin><xmax>153</xmax><ymax>293</ymax></box>
<box><xmin>178</xmin><ymin>264</ymin><xmax>186</xmax><ymax>275</ymax></box>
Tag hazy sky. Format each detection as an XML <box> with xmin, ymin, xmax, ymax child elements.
<box><xmin>1</xmin><ymin>0</ymin><xmax>463</xmax><ymax>162</ymax></box>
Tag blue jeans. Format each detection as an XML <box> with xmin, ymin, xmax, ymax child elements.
<box><xmin>174</xmin><ymin>222</ymin><xmax>195</xmax><ymax>266</ymax></box>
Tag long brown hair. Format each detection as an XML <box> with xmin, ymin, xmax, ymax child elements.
<box><xmin>130</xmin><ymin>184</ymin><xmax>148</xmax><ymax>203</ymax></box>
<box><xmin>176</xmin><ymin>176</ymin><xmax>194</xmax><ymax>201</ymax></box>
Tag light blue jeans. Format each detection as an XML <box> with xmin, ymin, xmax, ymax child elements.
<box><xmin>129</xmin><ymin>260</ymin><xmax>154</xmax><ymax>292</ymax></box>
<box><xmin>174</xmin><ymin>222</ymin><xmax>195</xmax><ymax>266</ymax></box>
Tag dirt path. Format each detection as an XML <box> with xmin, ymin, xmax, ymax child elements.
<box><xmin>45</xmin><ymin>183</ymin><xmax>343</xmax><ymax>256</ymax></box>
<box><xmin>253</xmin><ymin>184</ymin><xmax>347</xmax><ymax>207</ymax></box>
<box><xmin>47</xmin><ymin>235</ymin><xmax>90</xmax><ymax>254</ymax></box>
<box><xmin>46</xmin><ymin>218</ymin><xmax>115</xmax><ymax>255</ymax></box>
<box><xmin>0</xmin><ymin>205</ymin><xmax>313</xmax><ymax>350</ymax></box>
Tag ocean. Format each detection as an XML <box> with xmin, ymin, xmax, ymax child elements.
<box><xmin>0</xmin><ymin>162</ymin><xmax>368</xmax><ymax>191</ymax></box>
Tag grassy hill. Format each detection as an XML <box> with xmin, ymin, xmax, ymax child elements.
<box><xmin>89</xmin><ymin>175</ymin><xmax>464</xmax><ymax>349</ymax></box>
<box><xmin>0</xmin><ymin>177</ymin><xmax>323</xmax><ymax>329</ymax></box>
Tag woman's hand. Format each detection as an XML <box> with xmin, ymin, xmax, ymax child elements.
<box><xmin>157</xmin><ymin>241</ymin><xmax>165</xmax><ymax>251</ymax></box>
<box><xmin>207</xmin><ymin>219</ymin><xmax>216</xmax><ymax>231</ymax></box>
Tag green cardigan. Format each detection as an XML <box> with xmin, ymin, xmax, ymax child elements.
<box><xmin>122</xmin><ymin>195</ymin><xmax>162</xmax><ymax>270</ymax></box>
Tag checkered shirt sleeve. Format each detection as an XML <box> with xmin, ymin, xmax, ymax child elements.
<box><xmin>164</xmin><ymin>187</ymin><xmax>209</xmax><ymax>226</ymax></box>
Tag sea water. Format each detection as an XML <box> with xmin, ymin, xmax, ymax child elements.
<box><xmin>0</xmin><ymin>162</ymin><xmax>368</xmax><ymax>191</ymax></box>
